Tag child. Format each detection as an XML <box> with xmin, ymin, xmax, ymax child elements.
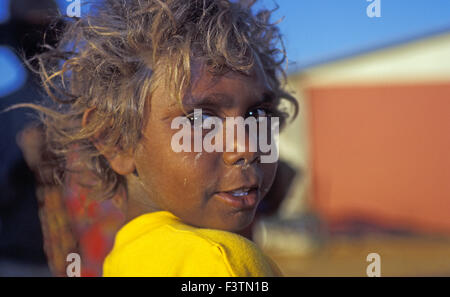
<box><xmin>15</xmin><ymin>0</ymin><xmax>298</xmax><ymax>276</ymax></box>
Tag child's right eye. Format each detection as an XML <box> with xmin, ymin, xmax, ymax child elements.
<box><xmin>186</xmin><ymin>111</ymin><xmax>214</xmax><ymax>128</ymax></box>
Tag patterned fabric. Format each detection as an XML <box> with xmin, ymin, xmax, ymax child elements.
<box><xmin>62</xmin><ymin>167</ymin><xmax>126</xmax><ymax>277</ymax></box>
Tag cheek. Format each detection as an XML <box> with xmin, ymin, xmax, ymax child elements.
<box><xmin>177</xmin><ymin>152</ymin><xmax>221</xmax><ymax>195</ymax></box>
<box><xmin>136</xmin><ymin>138</ymin><xmax>218</xmax><ymax>201</ymax></box>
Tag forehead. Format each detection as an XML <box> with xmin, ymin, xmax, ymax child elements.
<box><xmin>149</xmin><ymin>56</ymin><xmax>274</xmax><ymax>113</ymax></box>
<box><xmin>185</xmin><ymin>58</ymin><xmax>273</xmax><ymax>105</ymax></box>
<box><xmin>194</xmin><ymin>55</ymin><xmax>270</xmax><ymax>86</ymax></box>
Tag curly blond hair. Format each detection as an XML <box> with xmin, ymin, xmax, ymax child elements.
<box><xmin>12</xmin><ymin>0</ymin><xmax>298</xmax><ymax>200</ymax></box>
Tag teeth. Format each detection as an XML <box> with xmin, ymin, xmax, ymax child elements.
<box><xmin>231</xmin><ymin>191</ymin><xmax>248</xmax><ymax>197</ymax></box>
<box><xmin>230</xmin><ymin>188</ymin><xmax>251</xmax><ymax>197</ymax></box>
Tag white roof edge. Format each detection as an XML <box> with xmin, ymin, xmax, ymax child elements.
<box><xmin>294</xmin><ymin>32</ymin><xmax>450</xmax><ymax>87</ymax></box>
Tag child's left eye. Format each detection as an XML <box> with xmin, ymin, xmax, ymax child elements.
<box><xmin>246</xmin><ymin>108</ymin><xmax>272</xmax><ymax>119</ymax></box>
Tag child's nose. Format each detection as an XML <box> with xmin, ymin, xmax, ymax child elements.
<box><xmin>222</xmin><ymin>127</ymin><xmax>260</xmax><ymax>167</ymax></box>
<box><xmin>223</xmin><ymin>150</ymin><xmax>260</xmax><ymax>167</ymax></box>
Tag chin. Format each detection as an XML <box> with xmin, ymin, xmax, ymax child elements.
<box><xmin>217</xmin><ymin>209</ymin><xmax>256</xmax><ymax>233</ymax></box>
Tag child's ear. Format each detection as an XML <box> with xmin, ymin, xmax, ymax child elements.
<box><xmin>105</xmin><ymin>151</ymin><xmax>136</xmax><ymax>176</ymax></box>
<box><xmin>82</xmin><ymin>107</ymin><xmax>136</xmax><ymax>175</ymax></box>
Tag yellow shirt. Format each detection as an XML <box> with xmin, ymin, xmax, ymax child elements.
<box><xmin>103</xmin><ymin>211</ymin><xmax>282</xmax><ymax>277</ymax></box>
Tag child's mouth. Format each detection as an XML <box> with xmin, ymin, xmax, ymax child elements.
<box><xmin>229</xmin><ymin>188</ymin><xmax>252</xmax><ymax>197</ymax></box>
<box><xmin>214</xmin><ymin>187</ymin><xmax>259</xmax><ymax>210</ymax></box>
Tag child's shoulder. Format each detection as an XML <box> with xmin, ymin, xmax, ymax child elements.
<box><xmin>103</xmin><ymin>211</ymin><xmax>280</xmax><ymax>276</ymax></box>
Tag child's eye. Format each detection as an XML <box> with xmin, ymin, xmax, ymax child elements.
<box><xmin>186</xmin><ymin>111</ymin><xmax>214</xmax><ymax>127</ymax></box>
<box><xmin>246</xmin><ymin>107</ymin><xmax>272</xmax><ymax>120</ymax></box>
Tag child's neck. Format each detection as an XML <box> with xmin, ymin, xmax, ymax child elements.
<box><xmin>125</xmin><ymin>173</ymin><xmax>162</xmax><ymax>223</ymax></box>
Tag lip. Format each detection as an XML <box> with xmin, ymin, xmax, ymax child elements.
<box><xmin>214</xmin><ymin>188</ymin><xmax>259</xmax><ymax>210</ymax></box>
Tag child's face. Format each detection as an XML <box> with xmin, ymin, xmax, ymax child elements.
<box><xmin>133</xmin><ymin>59</ymin><xmax>278</xmax><ymax>232</ymax></box>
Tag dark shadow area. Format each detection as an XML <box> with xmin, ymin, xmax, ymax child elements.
<box><xmin>0</xmin><ymin>0</ymin><xmax>61</xmax><ymax>275</ymax></box>
<box><xmin>257</xmin><ymin>160</ymin><xmax>299</xmax><ymax>217</ymax></box>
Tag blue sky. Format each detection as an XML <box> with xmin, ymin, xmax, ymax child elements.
<box><xmin>255</xmin><ymin>0</ymin><xmax>450</xmax><ymax>70</ymax></box>
<box><xmin>1</xmin><ymin>0</ymin><xmax>450</xmax><ymax>96</ymax></box>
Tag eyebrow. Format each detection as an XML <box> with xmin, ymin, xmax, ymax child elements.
<box><xmin>183</xmin><ymin>90</ymin><xmax>277</xmax><ymax>109</ymax></box>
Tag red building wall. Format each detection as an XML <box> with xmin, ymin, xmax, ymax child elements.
<box><xmin>308</xmin><ymin>82</ymin><xmax>450</xmax><ymax>234</ymax></box>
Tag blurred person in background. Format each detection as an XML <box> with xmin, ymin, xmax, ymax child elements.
<box><xmin>1</xmin><ymin>0</ymin><xmax>128</xmax><ymax>276</ymax></box>
<box><xmin>0</xmin><ymin>0</ymin><xmax>61</xmax><ymax>276</ymax></box>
